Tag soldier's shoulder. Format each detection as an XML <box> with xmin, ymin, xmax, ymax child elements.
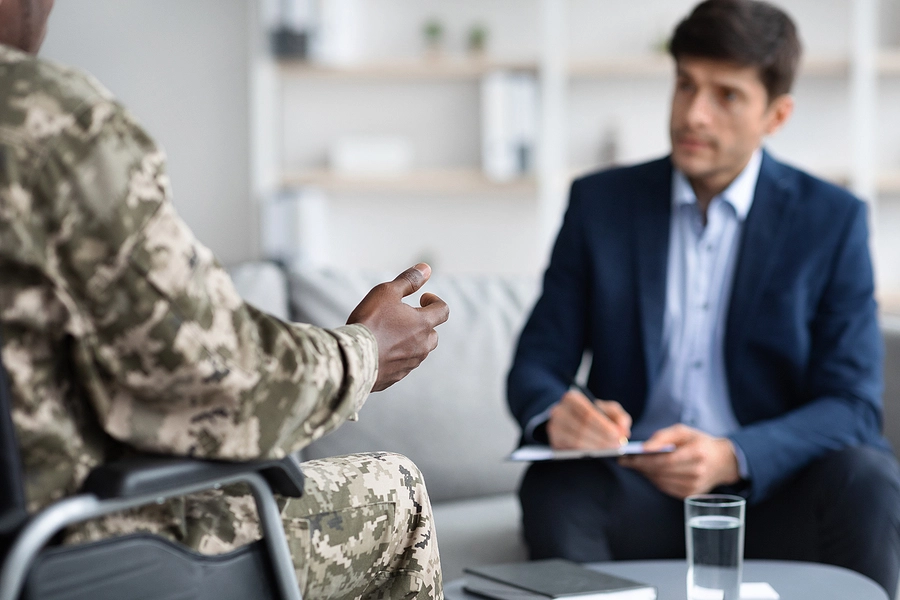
<box><xmin>0</xmin><ymin>44</ymin><xmax>115</xmax><ymax>124</ymax></box>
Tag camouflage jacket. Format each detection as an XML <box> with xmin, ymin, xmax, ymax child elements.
<box><xmin>0</xmin><ymin>45</ymin><xmax>378</xmax><ymax>517</ymax></box>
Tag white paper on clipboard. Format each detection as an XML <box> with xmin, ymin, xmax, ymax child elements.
<box><xmin>509</xmin><ymin>443</ymin><xmax>675</xmax><ymax>462</ymax></box>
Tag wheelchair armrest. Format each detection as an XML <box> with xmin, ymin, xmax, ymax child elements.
<box><xmin>81</xmin><ymin>455</ymin><xmax>305</xmax><ymax>500</ymax></box>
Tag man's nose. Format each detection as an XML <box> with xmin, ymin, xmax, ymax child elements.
<box><xmin>684</xmin><ymin>91</ymin><xmax>714</xmax><ymax>128</ymax></box>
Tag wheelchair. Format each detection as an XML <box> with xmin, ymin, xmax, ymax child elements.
<box><xmin>0</xmin><ymin>333</ymin><xmax>305</xmax><ymax>600</ymax></box>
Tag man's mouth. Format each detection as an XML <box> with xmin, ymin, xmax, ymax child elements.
<box><xmin>674</xmin><ymin>133</ymin><xmax>714</xmax><ymax>152</ymax></box>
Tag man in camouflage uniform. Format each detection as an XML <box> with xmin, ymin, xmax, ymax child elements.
<box><xmin>0</xmin><ymin>1</ymin><xmax>449</xmax><ymax>598</ymax></box>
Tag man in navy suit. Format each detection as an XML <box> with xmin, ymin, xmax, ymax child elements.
<box><xmin>507</xmin><ymin>0</ymin><xmax>900</xmax><ymax>594</ymax></box>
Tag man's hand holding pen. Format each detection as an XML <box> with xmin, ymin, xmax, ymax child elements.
<box><xmin>547</xmin><ymin>385</ymin><xmax>632</xmax><ymax>450</ymax></box>
<box><xmin>545</xmin><ymin>385</ymin><xmax>741</xmax><ymax>499</ymax></box>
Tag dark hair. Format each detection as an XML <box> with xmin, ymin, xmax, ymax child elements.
<box><xmin>669</xmin><ymin>0</ymin><xmax>802</xmax><ymax>99</ymax></box>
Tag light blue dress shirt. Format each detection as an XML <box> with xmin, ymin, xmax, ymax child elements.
<box><xmin>629</xmin><ymin>149</ymin><xmax>763</xmax><ymax>476</ymax></box>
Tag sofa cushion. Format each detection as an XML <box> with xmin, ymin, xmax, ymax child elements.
<box><xmin>431</xmin><ymin>493</ymin><xmax>528</xmax><ymax>581</ymax></box>
<box><xmin>883</xmin><ymin>321</ymin><xmax>900</xmax><ymax>453</ymax></box>
<box><xmin>288</xmin><ymin>266</ymin><xmax>539</xmax><ymax>503</ymax></box>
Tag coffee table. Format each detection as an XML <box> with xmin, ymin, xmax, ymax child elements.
<box><xmin>444</xmin><ymin>559</ymin><xmax>888</xmax><ymax>600</ymax></box>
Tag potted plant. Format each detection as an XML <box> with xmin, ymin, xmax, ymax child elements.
<box><xmin>423</xmin><ymin>18</ymin><xmax>445</xmax><ymax>58</ymax></box>
<box><xmin>467</xmin><ymin>23</ymin><xmax>489</xmax><ymax>58</ymax></box>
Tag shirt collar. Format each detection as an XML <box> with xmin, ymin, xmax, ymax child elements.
<box><xmin>672</xmin><ymin>148</ymin><xmax>763</xmax><ymax>222</ymax></box>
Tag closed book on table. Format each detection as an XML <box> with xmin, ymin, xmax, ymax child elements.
<box><xmin>463</xmin><ymin>559</ymin><xmax>656</xmax><ymax>600</ymax></box>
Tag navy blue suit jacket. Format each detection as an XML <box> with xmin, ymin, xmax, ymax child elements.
<box><xmin>507</xmin><ymin>151</ymin><xmax>885</xmax><ymax>503</ymax></box>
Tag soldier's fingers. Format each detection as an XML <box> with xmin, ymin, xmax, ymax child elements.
<box><xmin>390</xmin><ymin>263</ymin><xmax>431</xmax><ymax>298</ymax></box>
<box><xmin>428</xmin><ymin>330</ymin><xmax>439</xmax><ymax>352</ymax></box>
<box><xmin>419</xmin><ymin>293</ymin><xmax>449</xmax><ymax>326</ymax></box>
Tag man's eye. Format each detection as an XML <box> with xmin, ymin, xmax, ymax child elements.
<box><xmin>722</xmin><ymin>90</ymin><xmax>738</xmax><ymax>102</ymax></box>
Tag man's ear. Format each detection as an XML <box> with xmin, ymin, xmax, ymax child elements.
<box><xmin>764</xmin><ymin>94</ymin><xmax>794</xmax><ymax>136</ymax></box>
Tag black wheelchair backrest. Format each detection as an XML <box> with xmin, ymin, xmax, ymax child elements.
<box><xmin>0</xmin><ymin>332</ymin><xmax>29</xmax><ymax>548</ymax></box>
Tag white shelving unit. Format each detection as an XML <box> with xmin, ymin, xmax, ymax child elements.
<box><xmin>251</xmin><ymin>0</ymin><xmax>900</xmax><ymax>300</ymax></box>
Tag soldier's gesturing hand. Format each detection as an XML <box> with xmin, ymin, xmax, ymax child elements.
<box><xmin>347</xmin><ymin>263</ymin><xmax>450</xmax><ymax>392</ymax></box>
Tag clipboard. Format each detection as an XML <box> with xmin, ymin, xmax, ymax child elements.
<box><xmin>509</xmin><ymin>442</ymin><xmax>675</xmax><ymax>462</ymax></box>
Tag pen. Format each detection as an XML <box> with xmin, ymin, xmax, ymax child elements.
<box><xmin>571</xmin><ymin>381</ymin><xmax>629</xmax><ymax>446</ymax></box>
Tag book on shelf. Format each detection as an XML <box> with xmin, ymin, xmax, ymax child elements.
<box><xmin>481</xmin><ymin>71</ymin><xmax>538</xmax><ymax>182</ymax></box>
<box><xmin>463</xmin><ymin>559</ymin><xmax>656</xmax><ymax>600</ymax></box>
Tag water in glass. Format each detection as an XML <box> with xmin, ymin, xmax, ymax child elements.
<box><xmin>687</xmin><ymin>514</ymin><xmax>742</xmax><ymax>600</ymax></box>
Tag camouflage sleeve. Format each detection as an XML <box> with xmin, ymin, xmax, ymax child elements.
<box><xmin>33</xmin><ymin>92</ymin><xmax>378</xmax><ymax>460</ymax></box>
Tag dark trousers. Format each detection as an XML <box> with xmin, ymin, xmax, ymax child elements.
<box><xmin>519</xmin><ymin>446</ymin><xmax>900</xmax><ymax>596</ymax></box>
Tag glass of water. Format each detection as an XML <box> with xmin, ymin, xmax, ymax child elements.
<box><xmin>685</xmin><ymin>494</ymin><xmax>746</xmax><ymax>600</ymax></box>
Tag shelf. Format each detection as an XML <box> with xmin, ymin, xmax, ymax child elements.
<box><xmin>568</xmin><ymin>55</ymin><xmax>673</xmax><ymax>78</ymax></box>
<box><xmin>566</xmin><ymin>55</ymin><xmax>847</xmax><ymax>79</ymax></box>
<box><xmin>880</xmin><ymin>170</ymin><xmax>900</xmax><ymax>195</ymax></box>
<box><xmin>569</xmin><ymin>56</ymin><xmax>852</xmax><ymax>79</ymax></box>
<box><xmin>880</xmin><ymin>294</ymin><xmax>900</xmax><ymax>321</ymax></box>
<box><xmin>277</xmin><ymin>55</ymin><xmax>871</xmax><ymax>82</ymax></box>
<box><xmin>280</xmin><ymin>56</ymin><xmax>677</xmax><ymax>81</ymax></box>
<box><xmin>800</xmin><ymin>57</ymin><xmax>850</xmax><ymax>77</ymax></box>
<box><xmin>762</xmin><ymin>168</ymin><xmax>900</xmax><ymax>196</ymax></box>
<box><xmin>281</xmin><ymin>168</ymin><xmax>537</xmax><ymax>195</ymax></box>
<box><xmin>278</xmin><ymin>58</ymin><xmax>537</xmax><ymax>80</ymax></box>
<box><xmin>880</xmin><ymin>49</ymin><xmax>900</xmax><ymax>76</ymax></box>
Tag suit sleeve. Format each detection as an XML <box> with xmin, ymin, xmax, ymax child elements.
<box><xmin>729</xmin><ymin>200</ymin><xmax>884</xmax><ymax>503</ymax></box>
<box><xmin>37</xmin><ymin>98</ymin><xmax>378</xmax><ymax>460</ymax></box>
<box><xmin>507</xmin><ymin>179</ymin><xmax>593</xmax><ymax>436</ymax></box>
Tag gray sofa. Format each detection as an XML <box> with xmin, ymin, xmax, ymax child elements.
<box><xmin>881</xmin><ymin>316</ymin><xmax>900</xmax><ymax>458</ymax></box>
<box><xmin>230</xmin><ymin>261</ymin><xmax>900</xmax><ymax>585</ymax></box>
<box><xmin>230</xmin><ymin>261</ymin><xmax>536</xmax><ymax>581</ymax></box>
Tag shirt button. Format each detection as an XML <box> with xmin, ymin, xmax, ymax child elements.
<box><xmin>701</xmin><ymin>302</ymin><xmax>710</xmax><ymax>310</ymax></box>
<box><xmin>706</xmin><ymin>244</ymin><xmax>714</xmax><ymax>252</ymax></box>
<box><xmin>692</xmin><ymin>360</ymin><xmax>703</xmax><ymax>369</ymax></box>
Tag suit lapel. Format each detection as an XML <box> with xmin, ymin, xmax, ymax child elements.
<box><xmin>726</xmin><ymin>151</ymin><xmax>797</xmax><ymax>355</ymax></box>
<box><xmin>635</xmin><ymin>159</ymin><xmax>673</xmax><ymax>390</ymax></box>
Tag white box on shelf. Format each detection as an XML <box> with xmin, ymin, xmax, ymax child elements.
<box><xmin>262</xmin><ymin>0</ymin><xmax>314</xmax><ymax>31</ymax></box>
<box><xmin>328</xmin><ymin>136</ymin><xmax>414</xmax><ymax>176</ymax></box>
<box><xmin>312</xmin><ymin>0</ymin><xmax>363</xmax><ymax>66</ymax></box>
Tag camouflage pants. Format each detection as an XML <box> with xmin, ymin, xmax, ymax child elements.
<box><xmin>65</xmin><ymin>452</ymin><xmax>443</xmax><ymax>600</ymax></box>
<box><xmin>284</xmin><ymin>452</ymin><xmax>443</xmax><ymax>600</ymax></box>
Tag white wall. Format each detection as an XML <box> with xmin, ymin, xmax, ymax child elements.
<box><xmin>40</xmin><ymin>0</ymin><xmax>256</xmax><ymax>266</ymax></box>
<box><xmin>270</xmin><ymin>0</ymin><xmax>900</xmax><ymax>297</ymax></box>
<box><xmin>33</xmin><ymin>0</ymin><xmax>900</xmax><ymax>291</ymax></box>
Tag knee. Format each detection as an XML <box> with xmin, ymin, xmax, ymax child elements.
<box><xmin>367</xmin><ymin>452</ymin><xmax>432</xmax><ymax>513</ymax></box>
<box><xmin>814</xmin><ymin>446</ymin><xmax>900</xmax><ymax>513</ymax></box>
<box><xmin>385</xmin><ymin>452</ymin><xmax>427</xmax><ymax>492</ymax></box>
<box><xmin>518</xmin><ymin>461</ymin><xmax>614</xmax><ymax>557</ymax></box>
<box><xmin>519</xmin><ymin>461</ymin><xmax>587</xmax><ymax>518</ymax></box>
<box><xmin>371</xmin><ymin>453</ymin><xmax>440</xmax><ymax>577</ymax></box>
<box><xmin>316</xmin><ymin>451</ymin><xmax>432</xmax><ymax>515</ymax></box>
<box><xmin>372</xmin><ymin>452</ymin><xmax>425</xmax><ymax>483</ymax></box>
